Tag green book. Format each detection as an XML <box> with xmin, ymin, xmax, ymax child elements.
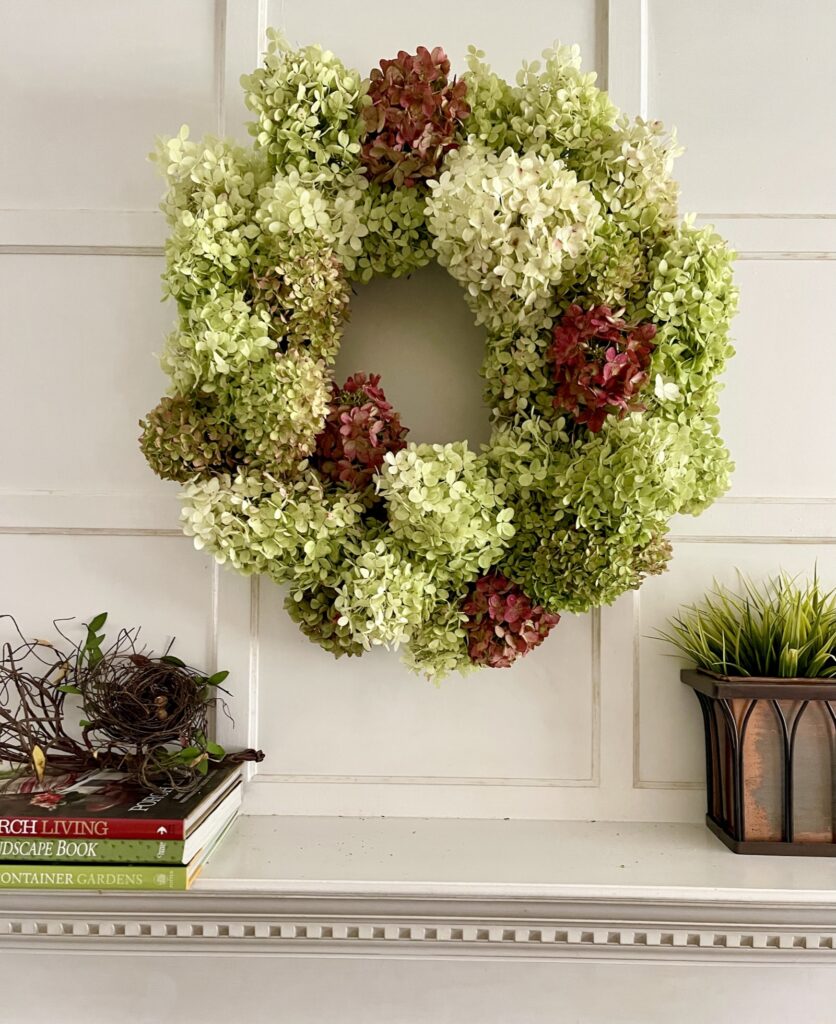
<box><xmin>0</xmin><ymin>863</ymin><xmax>197</xmax><ymax>890</ymax></box>
<box><xmin>0</xmin><ymin>810</ymin><xmax>239</xmax><ymax>890</ymax></box>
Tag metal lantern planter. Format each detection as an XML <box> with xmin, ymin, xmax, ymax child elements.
<box><xmin>682</xmin><ymin>670</ymin><xmax>836</xmax><ymax>856</ymax></box>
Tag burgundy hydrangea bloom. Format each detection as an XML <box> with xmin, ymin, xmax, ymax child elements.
<box><xmin>360</xmin><ymin>46</ymin><xmax>470</xmax><ymax>187</ymax></box>
<box><xmin>313</xmin><ymin>373</ymin><xmax>408</xmax><ymax>491</ymax></box>
<box><xmin>462</xmin><ymin>574</ymin><xmax>561</xmax><ymax>669</ymax></box>
<box><xmin>550</xmin><ymin>304</ymin><xmax>657</xmax><ymax>432</ymax></box>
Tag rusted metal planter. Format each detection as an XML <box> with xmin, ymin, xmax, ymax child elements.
<box><xmin>682</xmin><ymin>669</ymin><xmax>836</xmax><ymax>856</ymax></box>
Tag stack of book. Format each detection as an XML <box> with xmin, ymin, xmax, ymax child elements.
<box><xmin>0</xmin><ymin>763</ymin><xmax>242</xmax><ymax>890</ymax></box>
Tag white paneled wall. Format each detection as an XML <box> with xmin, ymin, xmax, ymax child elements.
<box><xmin>1</xmin><ymin>0</ymin><xmax>833</xmax><ymax>823</ymax></box>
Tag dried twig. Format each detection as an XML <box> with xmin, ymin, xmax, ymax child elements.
<box><xmin>0</xmin><ymin>614</ymin><xmax>263</xmax><ymax>793</ymax></box>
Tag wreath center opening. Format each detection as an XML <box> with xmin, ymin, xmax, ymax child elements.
<box><xmin>334</xmin><ymin>263</ymin><xmax>492</xmax><ymax>449</ymax></box>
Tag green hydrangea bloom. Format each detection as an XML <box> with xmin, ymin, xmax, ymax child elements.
<box><xmin>241</xmin><ymin>30</ymin><xmax>368</xmax><ymax>179</ymax></box>
<box><xmin>255</xmin><ymin>167</ymin><xmax>370</xmax><ymax>273</ymax></box>
<box><xmin>138</xmin><ymin>394</ymin><xmax>242</xmax><ymax>482</ymax></box>
<box><xmin>487</xmin><ymin>414</ymin><xmax>714</xmax><ymax>612</ymax></box>
<box><xmin>644</xmin><ymin>219</ymin><xmax>738</xmax><ymax>415</ymax></box>
<box><xmin>350</xmin><ymin>182</ymin><xmax>434</xmax><ymax>282</ymax></box>
<box><xmin>378</xmin><ymin>442</ymin><xmax>515</xmax><ymax>579</ymax></box>
<box><xmin>481</xmin><ymin>326</ymin><xmax>555</xmax><ymax>419</ymax></box>
<box><xmin>152</xmin><ymin>128</ymin><xmax>265</xmax><ymax>306</ymax></box>
<box><xmin>214</xmin><ymin>352</ymin><xmax>331</xmax><ymax>475</ymax></box>
<box><xmin>333</xmin><ymin>537</ymin><xmax>435</xmax><ymax>649</ymax></box>
<box><xmin>509</xmin><ymin>44</ymin><xmax>617</xmax><ymax>155</ymax></box>
<box><xmin>403</xmin><ymin>596</ymin><xmax>474</xmax><ymax>681</ymax></box>
<box><xmin>160</xmin><ymin>289</ymin><xmax>274</xmax><ymax>394</ymax></box>
<box><xmin>181</xmin><ymin>471</ymin><xmax>366</xmax><ymax>590</ymax></box>
<box><xmin>250</xmin><ymin>249</ymin><xmax>350</xmax><ymax>361</ymax></box>
<box><xmin>570</xmin><ymin>118</ymin><xmax>682</xmax><ymax>239</ymax></box>
<box><xmin>461</xmin><ymin>47</ymin><xmax>522</xmax><ymax>151</ymax></box>
<box><xmin>285</xmin><ymin>586</ymin><xmax>365</xmax><ymax>657</ymax></box>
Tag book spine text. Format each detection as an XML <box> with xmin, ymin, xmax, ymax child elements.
<box><xmin>0</xmin><ymin>865</ymin><xmax>188</xmax><ymax>890</ymax></box>
<box><xmin>0</xmin><ymin>838</ymin><xmax>187</xmax><ymax>864</ymax></box>
<box><xmin>0</xmin><ymin>818</ymin><xmax>185</xmax><ymax>840</ymax></box>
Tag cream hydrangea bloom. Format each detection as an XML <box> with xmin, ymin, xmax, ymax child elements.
<box><xmin>426</xmin><ymin>142</ymin><xmax>601</xmax><ymax>331</ymax></box>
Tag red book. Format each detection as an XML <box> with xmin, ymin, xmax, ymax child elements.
<box><xmin>0</xmin><ymin>764</ymin><xmax>241</xmax><ymax>840</ymax></box>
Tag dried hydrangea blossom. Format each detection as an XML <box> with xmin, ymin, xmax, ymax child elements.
<box><xmin>403</xmin><ymin>597</ymin><xmax>474</xmax><ymax>681</ymax></box>
<box><xmin>645</xmin><ymin>220</ymin><xmax>737</xmax><ymax>418</ymax></box>
<box><xmin>152</xmin><ymin>130</ymin><xmax>266</xmax><ymax>307</ymax></box>
<box><xmin>510</xmin><ymin>44</ymin><xmax>617</xmax><ymax>155</ymax></box>
<box><xmin>217</xmin><ymin>351</ymin><xmax>331</xmax><ymax>475</ymax></box>
<box><xmin>462</xmin><ymin>574</ymin><xmax>560</xmax><ymax>668</ymax></box>
<box><xmin>180</xmin><ymin>471</ymin><xmax>366</xmax><ymax>590</ymax></box>
<box><xmin>138</xmin><ymin>395</ymin><xmax>242</xmax><ymax>482</ymax></box>
<box><xmin>426</xmin><ymin>142</ymin><xmax>601</xmax><ymax>332</ymax></box>
<box><xmin>361</xmin><ymin>45</ymin><xmax>470</xmax><ymax>187</ymax></box>
<box><xmin>160</xmin><ymin>290</ymin><xmax>274</xmax><ymax>394</ymax></box>
<box><xmin>377</xmin><ymin>442</ymin><xmax>515</xmax><ymax>579</ymax></box>
<box><xmin>463</xmin><ymin>44</ymin><xmax>617</xmax><ymax>158</ymax></box>
<box><xmin>350</xmin><ymin>182</ymin><xmax>434</xmax><ymax>281</ymax></box>
<box><xmin>255</xmin><ymin>167</ymin><xmax>371</xmax><ymax>274</ymax></box>
<box><xmin>550</xmin><ymin>304</ymin><xmax>657</xmax><ymax>431</ymax></box>
<box><xmin>333</xmin><ymin>537</ymin><xmax>434</xmax><ymax>649</ymax></box>
<box><xmin>570</xmin><ymin>118</ymin><xmax>681</xmax><ymax>239</ymax></box>
<box><xmin>481</xmin><ymin>327</ymin><xmax>555</xmax><ymax>420</ymax></box>
<box><xmin>285</xmin><ymin>586</ymin><xmax>364</xmax><ymax>658</ymax></box>
<box><xmin>241</xmin><ymin>31</ymin><xmax>367</xmax><ymax>178</ymax></box>
<box><xmin>250</xmin><ymin>250</ymin><xmax>350</xmax><ymax>361</ymax></box>
<box><xmin>313</xmin><ymin>373</ymin><xmax>409</xmax><ymax>492</ymax></box>
<box><xmin>487</xmin><ymin>414</ymin><xmax>704</xmax><ymax>613</ymax></box>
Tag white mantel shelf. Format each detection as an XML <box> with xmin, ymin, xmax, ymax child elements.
<box><xmin>1</xmin><ymin>817</ymin><xmax>834</xmax><ymax>962</ymax></box>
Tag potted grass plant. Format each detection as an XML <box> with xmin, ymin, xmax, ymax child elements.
<box><xmin>659</xmin><ymin>572</ymin><xmax>836</xmax><ymax>855</ymax></box>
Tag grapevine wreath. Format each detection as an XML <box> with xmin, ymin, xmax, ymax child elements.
<box><xmin>140</xmin><ymin>35</ymin><xmax>737</xmax><ymax>679</ymax></box>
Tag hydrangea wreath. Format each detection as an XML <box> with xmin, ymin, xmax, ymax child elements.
<box><xmin>140</xmin><ymin>35</ymin><xmax>737</xmax><ymax>679</ymax></box>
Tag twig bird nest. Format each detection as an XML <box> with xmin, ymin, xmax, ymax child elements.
<box><xmin>0</xmin><ymin>613</ymin><xmax>263</xmax><ymax>793</ymax></box>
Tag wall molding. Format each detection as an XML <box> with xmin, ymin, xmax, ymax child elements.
<box><xmin>737</xmin><ymin>252</ymin><xmax>836</xmax><ymax>261</ymax></box>
<box><xmin>0</xmin><ymin>527</ymin><xmax>184</xmax><ymax>538</ymax></box>
<box><xmin>253</xmin><ymin>607</ymin><xmax>603</xmax><ymax>789</ymax></box>
<box><xmin>669</xmin><ymin>535</ymin><xmax>836</xmax><ymax>546</ymax></box>
<box><xmin>606</xmin><ymin>0</ymin><xmax>648</xmax><ymax>116</ymax></box>
<box><xmin>0</xmin><ymin>245</ymin><xmax>163</xmax><ymax>258</ymax></box>
<box><xmin>0</xmin><ymin>890</ymin><xmax>833</xmax><ymax>962</ymax></box>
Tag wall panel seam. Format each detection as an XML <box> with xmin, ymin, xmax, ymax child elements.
<box><xmin>0</xmin><ymin>246</ymin><xmax>163</xmax><ymax>257</ymax></box>
<box><xmin>215</xmin><ymin>0</ymin><xmax>228</xmax><ymax>135</ymax></box>
<box><xmin>246</xmin><ymin>576</ymin><xmax>262</xmax><ymax>781</ymax></box>
<box><xmin>0</xmin><ymin>527</ymin><xmax>185</xmax><ymax>538</ymax></box>
<box><xmin>251</xmin><ymin>774</ymin><xmax>601</xmax><ymax>787</ymax></box>
<box><xmin>668</xmin><ymin>536</ymin><xmax>836</xmax><ymax>545</ymax></box>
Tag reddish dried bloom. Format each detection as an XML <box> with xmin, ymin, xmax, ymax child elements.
<box><xmin>550</xmin><ymin>304</ymin><xmax>657</xmax><ymax>432</ymax></box>
<box><xmin>361</xmin><ymin>45</ymin><xmax>470</xmax><ymax>187</ymax></box>
<box><xmin>462</xmin><ymin>573</ymin><xmax>561</xmax><ymax>669</ymax></box>
<box><xmin>313</xmin><ymin>373</ymin><xmax>408</xmax><ymax>491</ymax></box>
<box><xmin>29</xmin><ymin>791</ymin><xmax>62</xmax><ymax>809</ymax></box>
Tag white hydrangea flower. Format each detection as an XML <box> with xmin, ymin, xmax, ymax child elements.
<box><xmin>426</xmin><ymin>142</ymin><xmax>601</xmax><ymax>330</ymax></box>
